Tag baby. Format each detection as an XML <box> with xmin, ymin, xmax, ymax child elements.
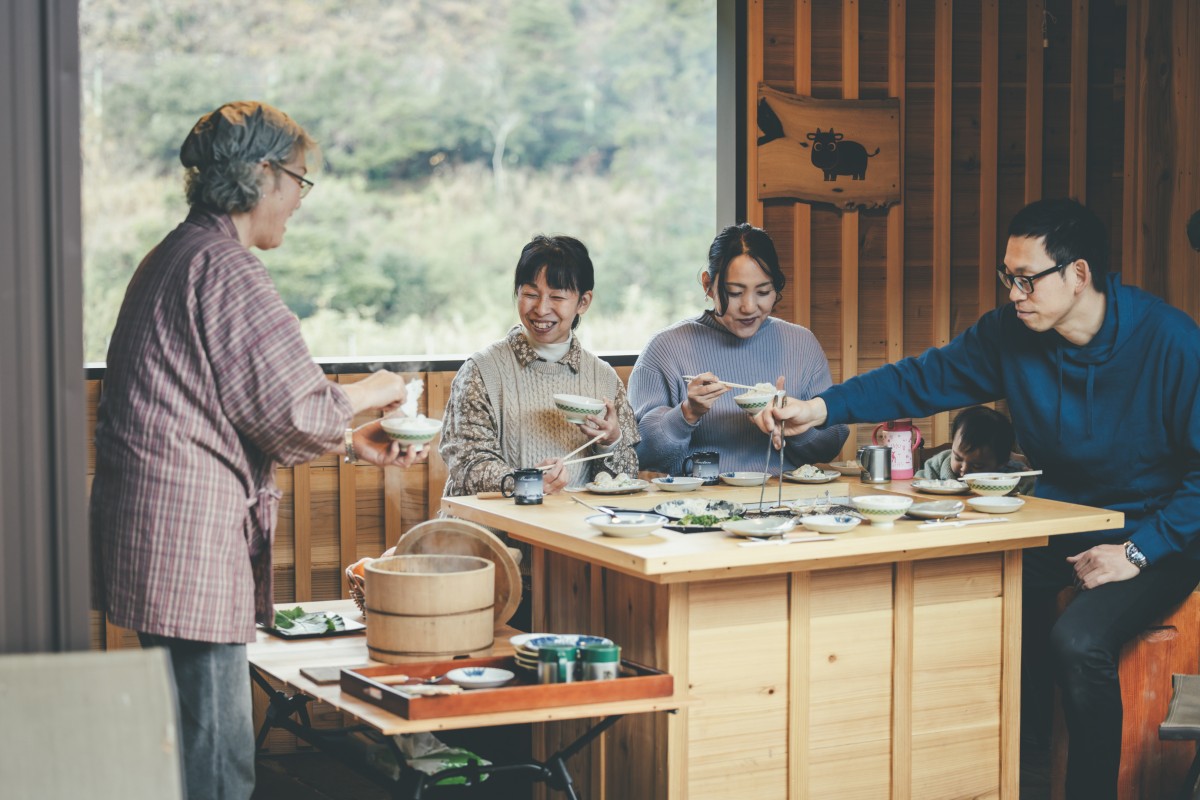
<box><xmin>915</xmin><ymin>406</ymin><xmax>1037</xmax><ymax>495</ymax></box>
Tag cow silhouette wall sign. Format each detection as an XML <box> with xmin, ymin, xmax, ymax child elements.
<box><xmin>756</xmin><ymin>85</ymin><xmax>900</xmax><ymax>210</ymax></box>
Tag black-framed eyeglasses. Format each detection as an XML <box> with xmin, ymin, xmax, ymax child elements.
<box><xmin>273</xmin><ymin>163</ymin><xmax>314</xmax><ymax>198</ymax></box>
<box><xmin>996</xmin><ymin>261</ymin><xmax>1072</xmax><ymax>294</ymax></box>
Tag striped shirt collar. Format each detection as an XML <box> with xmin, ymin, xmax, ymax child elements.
<box><xmin>185</xmin><ymin>206</ymin><xmax>240</xmax><ymax>241</ymax></box>
<box><xmin>506</xmin><ymin>325</ymin><xmax>583</xmax><ymax>372</ymax></box>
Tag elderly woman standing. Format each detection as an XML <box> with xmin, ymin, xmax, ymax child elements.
<box><xmin>629</xmin><ymin>223</ymin><xmax>848</xmax><ymax>475</ymax></box>
<box><xmin>91</xmin><ymin>102</ymin><xmax>425</xmax><ymax>800</ymax></box>
<box><xmin>440</xmin><ymin>235</ymin><xmax>640</xmax><ymax>496</ymax></box>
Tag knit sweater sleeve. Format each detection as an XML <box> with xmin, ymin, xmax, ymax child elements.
<box><xmin>437</xmin><ymin>359</ymin><xmax>512</xmax><ymax>496</ymax></box>
<box><xmin>628</xmin><ymin>332</ymin><xmax>698</xmax><ymax>473</ymax></box>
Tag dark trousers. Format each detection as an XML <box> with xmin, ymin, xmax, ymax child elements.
<box><xmin>138</xmin><ymin>633</ymin><xmax>256</xmax><ymax>800</ymax></box>
<box><xmin>1023</xmin><ymin>542</ymin><xmax>1200</xmax><ymax>800</ymax></box>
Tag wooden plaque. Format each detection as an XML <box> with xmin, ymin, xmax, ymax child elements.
<box><xmin>756</xmin><ymin>85</ymin><xmax>901</xmax><ymax>210</ymax></box>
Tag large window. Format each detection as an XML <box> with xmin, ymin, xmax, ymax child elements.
<box><xmin>80</xmin><ymin>0</ymin><xmax>719</xmax><ymax>361</ymax></box>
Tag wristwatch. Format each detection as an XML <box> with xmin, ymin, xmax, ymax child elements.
<box><xmin>1124</xmin><ymin>541</ymin><xmax>1149</xmax><ymax>570</ymax></box>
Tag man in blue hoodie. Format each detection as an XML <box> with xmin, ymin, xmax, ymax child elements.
<box><xmin>756</xmin><ymin>198</ymin><xmax>1200</xmax><ymax>800</ymax></box>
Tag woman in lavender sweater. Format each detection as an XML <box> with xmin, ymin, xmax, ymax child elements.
<box><xmin>629</xmin><ymin>224</ymin><xmax>848</xmax><ymax>476</ymax></box>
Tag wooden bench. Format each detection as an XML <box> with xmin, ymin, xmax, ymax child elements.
<box><xmin>1050</xmin><ymin>588</ymin><xmax>1200</xmax><ymax>800</ymax></box>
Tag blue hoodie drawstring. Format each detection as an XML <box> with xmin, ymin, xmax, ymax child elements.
<box><xmin>1085</xmin><ymin>364</ymin><xmax>1095</xmax><ymax>438</ymax></box>
<box><xmin>1056</xmin><ymin>348</ymin><xmax>1064</xmax><ymax>442</ymax></box>
<box><xmin>1057</xmin><ymin>347</ymin><xmax>1097</xmax><ymax>440</ymax></box>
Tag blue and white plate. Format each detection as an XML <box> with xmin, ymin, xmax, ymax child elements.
<box><xmin>521</xmin><ymin>634</ymin><xmax>613</xmax><ymax>652</ymax></box>
<box><xmin>445</xmin><ymin>667</ymin><xmax>515</xmax><ymax>689</ymax></box>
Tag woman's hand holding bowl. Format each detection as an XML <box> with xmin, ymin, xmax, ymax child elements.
<box><xmin>538</xmin><ymin>457</ymin><xmax>569</xmax><ymax>494</ymax></box>
<box><xmin>581</xmin><ymin>399</ymin><xmax>621</xmax><ymax>446</ymax></box>
<box><xmin>682</xmin><ymin>372</ymin><xmax>731</xmax><ymax>424</ymax></box>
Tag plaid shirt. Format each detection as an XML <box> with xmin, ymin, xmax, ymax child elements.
<box><xmin>91</xmin><ymin>209</ymin><xmax>352</xmax><ymax>643</ymax></box>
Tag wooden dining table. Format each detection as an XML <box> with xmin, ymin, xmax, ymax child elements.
<box><xmin>442</xmin><ymin>475</ymin><xmax>1123</xmax><ymax>800</ymax></box>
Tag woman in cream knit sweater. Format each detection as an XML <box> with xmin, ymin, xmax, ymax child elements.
<box><xmin>439</xmin><ymin>235</ymin><xmax>640</xmax><ymax>497</ymax></box>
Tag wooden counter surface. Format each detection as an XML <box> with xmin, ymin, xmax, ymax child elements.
<box><xmin>441</xmin><ymin>478</ymin><xmax>1123</xmax><ymax>583</ymax></box>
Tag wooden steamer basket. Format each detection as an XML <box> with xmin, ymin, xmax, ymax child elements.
<box><xmin>364</xmin><ymin>554</ymin><xmax>495</xmax><ymax>662</ymax></box>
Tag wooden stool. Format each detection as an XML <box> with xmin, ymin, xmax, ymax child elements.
<box><xmin>1159</xmin><ymin>674</ymin><xmax>1200</xmax><ymax>799</ymax></box>
<box><xmin>1050</xmin><ymin>588</ymin><xmax>1200</xmax><ymax>800</ymax></box>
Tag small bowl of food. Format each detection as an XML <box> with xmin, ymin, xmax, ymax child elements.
<box><xmin>851</xmin><ymin>495</ymin><xmax>913</xmax><ymax>527</ymax></box>
<box><xmin>733</xmin><ymin>388</ymin><xmax>775</xmax><ymax>415</ymax></box>
<box><xmin>380</xmin><ymin>416</ymin><xmax>443</xmax><ymax>448</ymax></box>
<box><xmin>967</xmin><ymin>496</ymin><xmax>1025</xmax><ymax>514</ymax></box>
<box><xmin>652</xmin><ymin>476</ymin><xmax>704</xmax><ymax>493</ymax></box>
<box><xmin>553</xmin><ymin>393</ymin><xmax>606</xmax><ymax>425</ymax></box>
<box><xmin>963</xmin><ymin>473</ymin><xmax>1020</xmax><ymax>497</ymax></box>
<box><xmin>719</xmin><ymin>471</ymin><xmax>769</xmax><ymax>487</ymax></box>
<box><xmin>584</xmin><ymin>511</ymin><xmax>667</xmax><ymax>538</ymax></box>
<box><xmin>800</xmin><ymin>514</ymin><xmax>862</xmax><ymax>534</ymax></box>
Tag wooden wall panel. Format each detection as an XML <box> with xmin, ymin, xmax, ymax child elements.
<box><xmin>749</xmin><ymin>0</ymin><xmax>1147</xmax><ymax>461</ymax></box>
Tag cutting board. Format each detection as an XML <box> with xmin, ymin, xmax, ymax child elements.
<box><xmin>395</xmin><ymin>518</ymin><xmax>522</xmax><ymax>625</ymax></box>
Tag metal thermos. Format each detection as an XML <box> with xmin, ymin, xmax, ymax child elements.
<box><xmin>857</xmin><ymin>445</ymin><xmax>892</xmax><ymax>483</ymax></box>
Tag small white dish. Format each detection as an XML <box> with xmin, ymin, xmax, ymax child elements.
<box><xmin>851</xmin><ymin>495</ymin><xmax>913</xmax><ymax>527</ymax></box>
<box><xmin>800</xmin><ymin>514</ymin><xmax>862</xmax><ymax>534</ymax></box>
<box><xmin>585</xmin><ymin>512</ymin><xmax>666</xmax><ymax>537</ymax></box>
<box><xmin>584</xmin><ymin>479</ymin><xmax>649</xmax><ymax>495</ymax></box>
<box><xmin>783</xmin><ymin>467</ymin><xmax>840</xmax><ymax>484</ymax></box>
<box><xmin>827</xmin><ymin>461</ymin><xmax>862</xmax><ymax>476</ymax></box>
<box><xmin>910</xmin><ymin>478</ymin><xmax>970</xmax><ymax>495</ymax></box>
<box><xmin>967</xmin><ymin>496</ymin><xmax>1025</xmax><ymax>514</ymax></box>
<box><xmin>652</xmin><ymin>476</ymin><xmax>704</xmax><ymax>493</ymax></box>
<box><xmin>907</xmin><ymin>500</ymin><xmax>965</xmax><ymax>520</ymax></box>
<box><xmin>963</xmin><ymin>473</ymin><xmax>1021</xmax><ymax>497</ymax></box>
<box><xmin>720</xmin><ymin>517</ymin><xmax>798</xmax><ymax>538</ymax></box>
<box><xmin>553</xmin><ymin>393</ymin><xmax>606</xmax><ymax>424</ymax></box>
<box><xmin>445</xmin><ymin>667</ymin><xmax>515</xmax><ymax>689</ymax></box>
<box><xmin>719</xmin><ymin>471</ymin><xmax>770</xmax><ymax>487</ymax></box>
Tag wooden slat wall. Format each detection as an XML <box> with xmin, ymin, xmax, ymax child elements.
<box><xmin>752</xmin><ymin>0</ymin><xmax>1199</xmax><ymax>459</ymax></box>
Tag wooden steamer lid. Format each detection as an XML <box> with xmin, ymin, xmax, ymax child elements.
<box><xmin>394</xmin><ymin>518</ymin><xmax>522</xmax><ymax>625</ymax></box>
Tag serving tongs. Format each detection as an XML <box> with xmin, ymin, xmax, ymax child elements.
<box><xmin>752</xmin><ymin>388</ymin><xmax>788</xmax><ymax>515</ymax></box>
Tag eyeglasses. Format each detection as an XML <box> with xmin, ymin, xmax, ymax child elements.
<box><xmin>273</xmin><ymin>163</ymin><xmax>314</xmax><ymax>198</ymax></box>
<box><xmin>995</xmin><ymin>261</ymin><xmax>1073</xmax><ymax>294</ymax></box>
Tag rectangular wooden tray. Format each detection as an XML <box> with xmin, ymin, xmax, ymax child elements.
<box><xmin>340</xmin><ymin>655</ymin><xmax>672</xmax><ymax>720</ymax></box>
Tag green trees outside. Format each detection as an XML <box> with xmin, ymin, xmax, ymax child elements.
<box><xmin>80</xmin><ymin>0</ymin><xmax>717</xmax><ymax>360</ymax></box>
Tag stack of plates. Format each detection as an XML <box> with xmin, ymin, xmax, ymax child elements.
<box><xmin>509</xmin><ymin>632</ymin><xmax>615</xmax><ymax>672</ymax></box>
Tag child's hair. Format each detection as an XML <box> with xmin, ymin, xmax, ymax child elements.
<box><xmin>951</xmin><ymin>406</ymin><xmax>1016</xmax><ymax>464</ymax></box>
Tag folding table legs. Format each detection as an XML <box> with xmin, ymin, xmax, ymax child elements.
<box><xmin>412</xmin><ymin>714</ymin><xmax>625</xmax><ymax>800</ymax></box>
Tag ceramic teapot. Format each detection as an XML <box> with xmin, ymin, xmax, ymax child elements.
<box><xmin>872</xmin><ymin>419</ymin><xmax>923</xmax><ymax>480</ymax></box>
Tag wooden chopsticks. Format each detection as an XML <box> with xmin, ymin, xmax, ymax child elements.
<box><xmin>538</xmin><ymin>452</ymin><xmax>612</xmax><ymax>471</ymax></box>
<box><xmin>681</xmin><ymin>375</ymin><xmax>762</xmax><ymax>392</ymax></box>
